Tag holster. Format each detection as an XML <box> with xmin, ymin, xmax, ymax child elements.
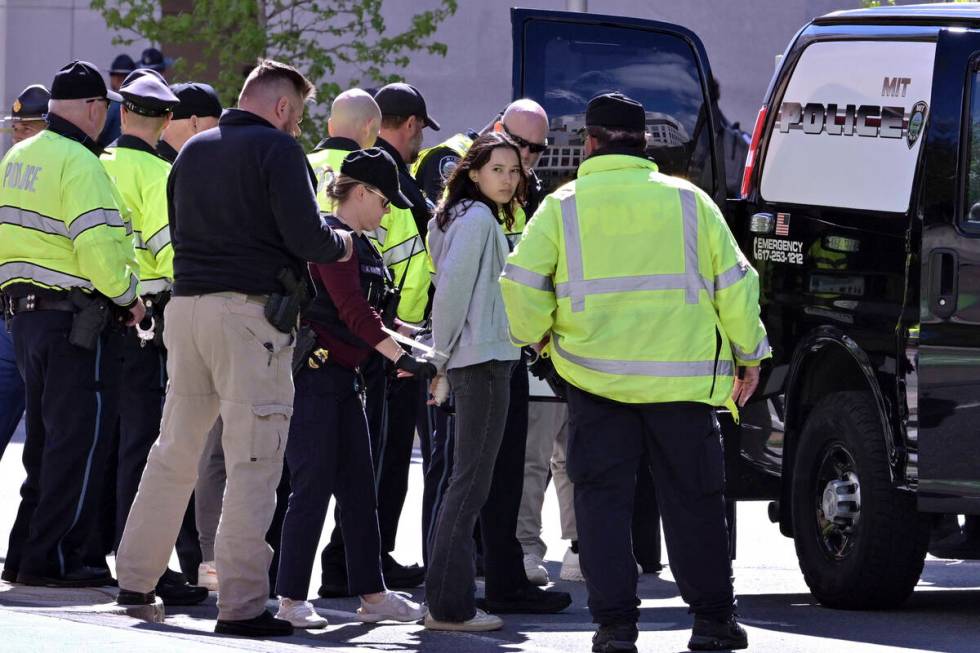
<box><xmin>265</xmin><ymin>267</ymin><xmax>310</xmax><ymax>334</ymax></box>
<box><xmin>291</xmin><ymin>325</ymin><xmax>318</xmax><ymax>376</ymax></box>
<box><xmin>68</xmin><ymin>287</ymin><xmax>110</xmax><ymax>351</ymax></box>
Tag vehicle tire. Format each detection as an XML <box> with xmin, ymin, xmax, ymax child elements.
<box><xmin>790</xmin><ymin>391</ymin><xmax>928</xmax><ymax>609</ymax></box>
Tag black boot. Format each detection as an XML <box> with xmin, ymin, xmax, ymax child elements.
<box><xmin>592</xmin><ymin>623</ymin><xmax>638</xmax><ymax>653</ymax></box>
<box><xmin>688</xmin><ymin>615</ymin><xmax>748</xmax><ymax>651</ymax></box>
<box><xmin>215</xmin><ymin>609</ymin><xmax>294</xmax><ymax>637</ymax></box>
<box><xmin>155</xmin><ymin>568</ymin><xmax>209</xmax><ymax>606</ymax></box>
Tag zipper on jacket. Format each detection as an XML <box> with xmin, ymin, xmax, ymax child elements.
<box><xmin>708</xmin><ymin>326</ymin><xmax>722</xmax><ymax>398</ymax></box>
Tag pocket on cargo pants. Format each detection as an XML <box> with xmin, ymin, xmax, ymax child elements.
<box><xmin>249</xmin><ymin>403</ymin><xmax>293</xmax><ymax>461</ymax></box>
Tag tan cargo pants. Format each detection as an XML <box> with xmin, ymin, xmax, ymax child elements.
<box><xmin>116</xmin><ymin>293</ymin><xmax>295</xmax><ymax>621</ymax></box>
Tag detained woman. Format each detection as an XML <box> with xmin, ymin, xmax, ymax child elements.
<box><xmin>423</xmin><ymin>133</ymin><xmax>536</xmax><ymax>632</ymax></box>
<box><xmin>274</xmin><ymin>148</ymin><xmax>433</xmax><ymax>628</ymax></box>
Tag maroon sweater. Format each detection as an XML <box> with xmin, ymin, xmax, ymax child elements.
<box><xmin>307</xmin><ymin>247</ymin><xmax>387</xmax><ymax>370</ymax></box>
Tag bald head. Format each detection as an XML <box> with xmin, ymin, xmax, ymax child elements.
<box><xmin>497</xmin><ymin>98</ymin><xmax>549</xmax><ymax>169</ymax></box>
<box><xmin>328</xmin><ymin>89</ymin><xmax>381</xmax><ymax>149</ymax></box>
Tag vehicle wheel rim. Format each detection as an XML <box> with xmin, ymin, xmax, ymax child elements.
<box><xmin>813</xmin><ymin>442</ymin><xmax>862</xmax><ymax>561</ymax></box>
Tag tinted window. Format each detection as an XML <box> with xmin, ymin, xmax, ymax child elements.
<box><xmin>521</xmin><ymin>20</ymin><xmax>714</xmax><ymax>194</ymax></box>
<box><xmin>964</xmin><ymin>65</ymin><xmax>980</xmax><ymax>227</ymax></box>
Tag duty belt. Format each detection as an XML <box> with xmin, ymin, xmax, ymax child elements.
<box><xmin>9</xmin><ymin>294</ymin><xmax>76</xmax><ymax>315</ymax></box>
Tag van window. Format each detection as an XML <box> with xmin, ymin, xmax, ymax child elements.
<box><xmin>521</xmin><ymin>20</ymin><xmax>714</xmax><ymax>195</ymax></box>
<box><xmin>759</xmin><ymin>40</ymin><xmax>936</xmax><ymax>213</ymax></box>
<box><xmin>964</xmin><ymin>65</ymin><xmax>980</xmax><ymax>227</ymax></box>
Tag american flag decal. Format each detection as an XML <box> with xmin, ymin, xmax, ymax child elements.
<box><xmin>775</xmin><ymin>212</ymin><xmax>791</xmax><ymax>236</ymax></box>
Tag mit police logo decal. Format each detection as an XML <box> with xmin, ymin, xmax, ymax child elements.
<box><xmin>906</xmin><ymin>101</ymin><xmax>927</xmax><ymax>149</ymax></box>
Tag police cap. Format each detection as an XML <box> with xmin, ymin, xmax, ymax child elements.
<box><xmin>109</xmin><ymin>54</ymin><xmax>136</xmax><ymax>75</ymax></box>
<box><xmin>585</xmin><ymin>92</ymin><xmax>646</xmax><ymax>132</ymax></box>
<box><xmin>170</xmin><ymin>83</ymin><xmax>222</xmax><ymax>120</ymax></box>
<box><xmin>122</xmin><ymin>68</ymin><xmax>166</xmax><ymax>86</ymax></box>
<box><xmin>341</xmin><ymin>148</ymin><xmax>413</xmax><ymax>210</ymax></box>
<box><xmin>374</xmin><ymin>83</ymin><xmax>440</xmax><ymax>131</ymax></box>
<box><xmin>139</xmin><ymin>47</ymin><xmax>172</xmax><ymax>73</ymax></box>
<box><xmin>4</xmin><ymin>85</ymin><xmax>51</xmax><ymax>122</ymax></box>
<box><xmin>120</xmin><ymin>74</ymin><xmax>179</xmax><ymax>117</ymax></box>
<box><xmin>51</xmin><ymin>60</ymin><xmax>122</xmax><ymax>102</ymax></box>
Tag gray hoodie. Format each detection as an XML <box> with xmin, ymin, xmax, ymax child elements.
<box><xmin>426</xmin><ymin>200</ymin><xmax>521</xmax><ymax>374</ymax></box>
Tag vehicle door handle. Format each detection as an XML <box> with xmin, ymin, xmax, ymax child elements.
<box><xmin>930</xmin><ymin>249</ymin><xmax>958</xmax><ymax>319</ymax></box>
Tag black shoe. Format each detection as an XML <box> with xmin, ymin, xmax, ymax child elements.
<box><xmin>215</xmin><ymin>609</ymin><xmax>294</xmax><ymax>638</ymax></box>
<box><xmin>117</xmin><ymin>589</ymin><xmax>157</xmax><ymax>606</ymax></box>
<box><xmin>640</xmin><ymin>562</ymin><xmax>664</xmax><ymax>574</ymax></box>
<box><xmin>382</xmin><ymin>561</ymin><xmax>425</xmax><ymax>589</ymax></box>
<box><xmin>156</xmin><ymin>568</ymin><xmax>209</xmax><ymax>606</ymax></box>
<box><xmin>1</xmin><ymin>568</ymin><xmax>18</xmax><ymax>583</ymax></box>
<box><xmin>17</xmin><ymin>565</ymin><xmax>114</xmax><ymax>588</ymax></box>
<box><xmin>317</xmin><ymin>578</ymin><xmax>353</xmax><ymax>598</ymax></box>
<box><xmin>688</xmin><ymin>615</ymin><xmax>748</xmax><ymax>651</ymax></box>
<box><xmin>592</xmin><ymin>623</ymin><xmax>639</xmax><ymax>653</ymax></box>
<box><xmin>477</xmin><ymin>585</ymin><xmax>572</xmax><ymax>614</ymax></box>
<box><xmin>928</xmin><ymin>531</ymin><xmax>980</xmax><ymax>560</ymax></box>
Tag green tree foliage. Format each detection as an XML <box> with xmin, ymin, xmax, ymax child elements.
<box><xmin>91</xmin><ymin>0</ymin><xmax>457</xmax><ymax>146</ymax></box>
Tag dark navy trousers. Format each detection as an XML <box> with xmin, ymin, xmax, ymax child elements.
<box><xmin>277</xmin><ymin>361</ymin><xmax>385</xmax><ymax>599</ymax></box>
<box><xmin>4</xmin><ymin>310</ymin><xmax>123</xmax><ymax>578</ymax></box>
<box><xmin>565</xmin><ymin>385</ymin><xmax>735</xmax><ymax>627</ymax></box>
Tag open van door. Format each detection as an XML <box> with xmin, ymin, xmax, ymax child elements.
<box><xmin>511</xmin><ymin>8</ymin><xmax>727</xmax><ymax>205</ymax></box>
<box><xmin>917</xmin><ymin>27</ymin><xmax>980</xmax><ymax>515</ymax></box>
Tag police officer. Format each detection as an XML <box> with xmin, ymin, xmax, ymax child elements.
<box><xmin>3</xmin><ymin>85</ymin><xmax>51</xmax><ymax>145</ymax></box>
<box><xmin>98</xmin><ymin>53</ymin><xmax>136</xmax><ymax>148</ymax></box>
<box><xmin>276</xmin><ymin>148</ymin><xmax>429</xmax><ymax>627</ymax></box>
<box><xmin>0</xmin><ymin>60</ymin><xmax>145</xmax><ymax>587</ymax></box>
<box><xmin>99</xmin><ymin>73</ymin><xmax>206</xmax><ymax>605</ymax></box>
<box><xmin>0</xmin><ymin>85</ymin><xmax>50</xmax><ymax>462</ymax></box>
<box><xmin>115</xmin><ymin>59</ymin><xmax>352</xmax><ymax>639</ymax></box>
<box><xmin>500</xmin><ymin>92</ymin><xmax>769</xmax><ymax>652</ymax></box>
<box><xmin>157</xmin><ymin>82</ymin><xmax>223</xmax><ymax>163</ymax></box>
<box><xmin>318</xmin><ymin>82</ymin><xmax>435</xmax><ymax>595</ymax></box>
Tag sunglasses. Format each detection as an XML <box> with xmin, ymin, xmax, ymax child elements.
<box><xmin>503</xmin><ymin>124</ymin><xmax>548</xmax><ymax>154</ymax></box>
<box><xmin>365</xmin><ymin>185</ymin><xmax>390</xmax><ymax>209</ymax></box>
<box><xmin>86</xmin><ymin>98</ymin><xmax>111</xmax><ymax>108</ymax></box>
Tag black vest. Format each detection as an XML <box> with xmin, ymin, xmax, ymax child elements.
<box><xmin>304</xmin><ymin>216</ymin><xmax>393</xmax><ymax>347</ymax></box>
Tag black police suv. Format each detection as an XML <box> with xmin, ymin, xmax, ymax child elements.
<box><xmin>512</xmin><ymin>3</ymin><xmax>980</xmax><ymax>610</ymax></box>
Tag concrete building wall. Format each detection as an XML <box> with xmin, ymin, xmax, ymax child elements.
<box><xmin>1</xmin><ymin>0</ymin><xmax>921</xmax><ymax>154</ymax></box>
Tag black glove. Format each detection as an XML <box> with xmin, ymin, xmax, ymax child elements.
<box><xmin>395</xmin><ymin>353</ymin><xmax>437</xmax><ymax>378</ymax></box>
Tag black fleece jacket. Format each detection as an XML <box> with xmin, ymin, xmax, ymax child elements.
<box><xmin>169</xmin><ymin>109</ymin><xmax>347</xmax><ymax>296</ymax></box>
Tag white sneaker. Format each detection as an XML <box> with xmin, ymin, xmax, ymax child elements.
<box><xmin>356</xmin><ymin>590</ymin><xmax>426</xmax><ymax>623</ymax></box>
<box><xmin>523</xmin><ymin>553</ymin><xmax>550</xmax><ymax>586</ymax></box>
<box><xmin>424</xmin><ymin>608</ymin><xmax>503</xmax><ymax>632</ymax></box>
<box><xmin>559</xmin><ymin>548</ymin><xmax>585</xmax><ymax>582</ymax></box>
<box><xmin>276</xmin><ymin>598</ymin><xmax>328</xmax><ymax>629</ymax></box>
<box><xmin>197</xmin><ymin>561</ymin><xmax>219</xmax><ymax>592</ymax></box>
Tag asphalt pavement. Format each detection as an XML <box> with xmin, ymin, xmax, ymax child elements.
<box><xmin>2</xmin><ymin>417</ymin><xmax>980</xmax><ymax>653</ymax></box>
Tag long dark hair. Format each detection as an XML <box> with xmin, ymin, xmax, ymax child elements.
<box><xmin>434</xmin><ymin>132</ymin><xmax>528</xmax><ymax>232</ymax></box>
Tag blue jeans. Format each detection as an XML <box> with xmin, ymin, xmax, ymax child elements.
<box><xmin>0</xmin><ymin>316</ymin><xmax>25</xmax><ymax>460</ymax></box>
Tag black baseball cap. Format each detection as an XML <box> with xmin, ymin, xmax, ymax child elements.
<box><xmin>585</xmin><ymin>92</ymin><xmax>646</xmax><ymax>132</ymax></box>
<box><xmin>169</xmin><ymin>83</ymin><xmax>222</xmax><ymax>120</ymax></box>
<box><xmin>139</xmin><ymin>47</ymin><xmax>173</xmax><ymax>72</ymax></box>
<box><xmin>374</xmin><ymin>83</ymin><xmax>440</xmax><ymax>131</ymax></box>
<box><xmin>120</xmin><ymin>74</ymin><xmax>179</xmax><ymax>117</ymax></box>
<box><xmin>341</xmin><ymin>148</ymin><xmax>413</xmax><ymax>209</ymax></box>
<box><xmin>109</xmin><ymin>54</ymin><xmax>136</xmax><ymax>75</ymax></box>
<box><xmin>51</xmin><ymin>60</ymin><xmax>122</xmax><ymax>102</ymax></box>
<box><xmin>4</xmin><ymin>85</ymin><xmax>51</xmax><ymax>122</ymax></box>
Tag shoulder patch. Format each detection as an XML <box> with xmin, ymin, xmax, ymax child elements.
<box><xmin>439</xmin><ymin>155</ymin><xmax>460</xmax><ymax>182</ymax></box>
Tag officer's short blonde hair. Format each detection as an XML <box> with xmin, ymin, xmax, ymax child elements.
<box><xmin>241</xmin><ymin>59</ymin><xmax>315</xmax><ymax>103</ymax></box>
